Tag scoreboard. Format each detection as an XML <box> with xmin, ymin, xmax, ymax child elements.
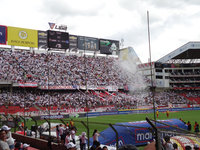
<box><xmin>47</xmin><ymin>30</ymin><xmax>69</xmax><ymax>49</ymax></box>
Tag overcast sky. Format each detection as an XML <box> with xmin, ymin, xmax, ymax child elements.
<box><xmin>1</xmin><ymin>0</ymin><xmax>200</xmax><ymax>63</ymax></box>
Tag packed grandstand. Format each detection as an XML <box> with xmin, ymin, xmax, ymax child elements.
<box><xmin>0</xmin><ymin>25</ymin><xmax>200</xmax><ymax>150</ymax></box>
<box><xmin>0</xmin><ymin>46</ymin><xmax>199</xmax><ymax>116</ymax></box>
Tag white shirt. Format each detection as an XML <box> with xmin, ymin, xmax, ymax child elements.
<box><xmin>59</xmin><ymin>126</ymin><xmax>65</xmax><ymax>135</ymax></box>
<box><xmin>165</xmin><ymin>142</ymin><xmax>174</xmax><ymax>150</ymax></box>
<box><xmin>6</xmin><ymin>131</ymin><xmax>14</xmax><ymax>146</ymax></box>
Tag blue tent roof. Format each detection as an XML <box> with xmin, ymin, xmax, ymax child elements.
<box><xmin>90</xmin><ymin>119</ymin><xmax>187</xmax><ymax>147</ymax></box>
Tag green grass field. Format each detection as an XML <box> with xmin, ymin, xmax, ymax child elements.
<box><xmin>23</xmin><ymin>110</ymin><xmax>200</xmax><ymax>150</ymax></box>
<box><xmin>24</xmin><ymin>110</ymin><xmax>200</xmax><ymax>135</ymax></box>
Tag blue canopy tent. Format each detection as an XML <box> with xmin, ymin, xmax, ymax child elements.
<box><xmin>90</xmin><ymin>119</ymin><xmax>187</xmax><ymax>147</ymax></box>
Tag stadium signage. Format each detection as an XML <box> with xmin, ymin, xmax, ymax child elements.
<box><xmin>39</xmin><ymin>85</ymin><xmax>76</xmax><ymax>90</ymax></box>
<box><xmin>95</xmin><ymin>119</ymin><xmax>187</xmax><ymax>146</ymax></box>
<box><xmin>7</xmin><ymin>26</ymin><xmax>38</xmax><ymax>47</ymax></box>
<box><xmin>48</xmin><ymin>22</ymin><xmax>67</xmax><ymax>31</ymax></box>
<box><xmin>38</xmin><ymin>85</ymin><xmax>119</xmax><ymax>90</ymax></box>
<box><xmin>19</xmin><ymin>31</ymin><xmax>27</xmax><ymax>39</ymax></box>
<box><xmin>55</xmin><ymin>25</ymin><xmax>67</xmax><ymax>31</ymax></box>
<box><xmin>18</xmin><ymin>82</ymin><xmax>38</xmax><ymax>87</ymax></box>
<box><xmin>47</xmin><ymin>30</ymin><xmax>69</xmax><ymax>49</ymax></box>
<box><xmin>38</xmin><ymin>30</ymin><xmax>47</xmax><ymax>49</ymax></box>
<box><xmin>40</xmin><ymin>115</ymin><xmax>64</xmax><ymax>119</ymax></box>
<box><xmin>77</xmin><ymin>36</ymin><xmax>99</xmax><ymax>51</ymax></box>
<box><xmin>69</xmin><ymin>35</ymin><xmax>78</xmax><ymax>49</ymax></box>
<box><xmin>87</xmin><ymin>86</ymin><xmax>106</xmax><ymax>90</ymax></box>
<box><xmin>99</xmin><ymin>39</ymin><xmax>119</xmax><ymax>55</ymax></box>
<box><xmin>0</xmin><ymin>25</ymin><xmax>7</xmax><ymax>45</ymax></box>
<box><xmin>85</xmin><ymin>37</ymin><xmax>99</xmax><ymax>51</ymax></box>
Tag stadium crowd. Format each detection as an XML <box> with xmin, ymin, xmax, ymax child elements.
<box><xmin>0</xmin><ymin>49</ymin><xmax>127</xmax><ymax>87</ymax></box>
<box><xmin>0</xmin><ymin>49</ymin><xmax>196</xmax><ymax>112</ymax></box>
<box><xmin>0</xmin><ymin>88</ymin><xmax>191</xmax><ymax>112</ymax></box>
<box><xmin>0</xmin><ymin>88</ymin><xmax>138</xmax><ymax>110</ymax></box>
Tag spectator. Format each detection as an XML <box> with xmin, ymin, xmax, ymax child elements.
<box><xmin>173</xmin><ymin>143</ymin><xmax>178</xmax><ymax>150</ymax></box>
<box><xmin>0</xmin><ymin>129</ymin><xmax>10</xmax><ymax>150</ymax></box>
<box><xmin>164</xmin><ymin>136</ymin><xmax>173</xmax><ymax>150</ymax></box>
<box><xmin>65</xmin><ymin>132</ymin><xmax>70</xmax><ymax>147</ymax></box>
<box><xmin>194</xmin><ymin>122</ymin><xmax>199</xmax><ymax>133</ymax></box>
<box><xmin>187</xmin><ymin>121</ymin><xmax>191</xmax><ymax>131</ymax></box>
<box><xmin>90</xmin><ymin>141</ymin><xmax>101</xmax><ymax>150</ymax></box>
<box><xmin>71</xmin><ymin>128</ymin><xmax>76</xmax><ymax>144</ymax></box>
<box><xmin>1</xmin><ymin>125</ymin><xmax>15</xmax><ymax>150</ymax></box>
<box><xmin>92</xmin><ymin>129</ymin><xmax>99</xmax><ymax>142</ymax></box>
<box><xmin>14</xmin><ymin>142</ymin><xmax>22</xmax><ymax>150</ymax></box>
<box><xmin>79</xmin><ymin>132</ymin><xmax>87</xmax><ymax>150</ymax></box>
<box><xmin>56</xmin><ymin>125</ymin><xmax>60</xmax><ymax>142</ymax></box>
<box><xmin>102</xmin><ymin>146</ymin><xmax>108</xmax><ymax>150</ymax></box>
<box><xmin>185</xmin><ymin>145</ymin><xmax>192</xmax><ymax>150</ymax></box>
<box><xmin>22</xmin><ymin>143</ymin><xmax>29</xmax><ymax>150</ymax></box>
<box><xmin>194</xmin><ymin>144</ymin><xmax>200</xmax><ymax>150</ymax></box>
<box><xmin>59</xmin><ymin>124</ymin><xmax>65</xmax><ymax>144</ymax></box>
<box><xmin>66</xmin><ymin>142</ymin><xmax>76</xmax><ymax>150</ymax></box>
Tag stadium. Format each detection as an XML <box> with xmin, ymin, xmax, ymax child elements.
<box><xmin>0</xmin><ymin>24</ymin><xmax>200</xmax><ymax>150</ymax></box>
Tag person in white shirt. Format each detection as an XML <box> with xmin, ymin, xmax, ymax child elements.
<box><xmin>92</xmin><ymin>129</ymin><xmax>99</xmax><ymax>142</ymax></box>
<box><xmin>0</xmin><ymin>129</ymin><xmax>10</xmax><ymax>150</ymax></box>
<box><xmin>164</xmin><ymin>136</ymin><xmax>174</xmax><ymax>150</ymax></box>
<box><xmin>59</xmin><ymin>124</ymin><xmax>65</xmax><ymax>144</ymax></box>
<box><xmin>71</xmin><ymin>129</ymin><xmax>76</xmax><ymax>144</ymax></box>
<box><xmin>65</xmin><ymin>132</ymin><xmax>70</xmax><ymax>147</ymax></box>
<box><xmin>79</xmin><ymin>132</ymin><xmax>87</xmax><ymax>150</ymax></box>
<box><xmin>1</xmin><ymin>125</ymin><xmax>14</xmax><ymax>150</ymax></box>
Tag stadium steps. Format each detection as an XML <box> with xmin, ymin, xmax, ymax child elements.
<box><xmin>179</xmin><ymin>93</ymin><xmax>200</xmax><ymax>104</ymax></box>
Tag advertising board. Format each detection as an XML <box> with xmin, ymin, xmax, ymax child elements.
<box><xmin>99</xmin><ymin>39</ymin><xmax>119</xmax><ymax>54</ymax></box>
<box><xmin>38</xmin><ymin>30</ymin><xmax>47</xmax><ymax>49</ymax></box>
<box><xmin>0</xmin><ymin>25</ymin><xmax>7</xmax><ymax>44</ymax></box>
<box><xmin>69</xmin><ymin>34</ymin><xmax>78</xmax><ymax>49</ymax></box>
<box><xmin>77</xmin><ymin>36</ymin><xmax>99</xmax><ymax>51</ymax></box>
<box><xmin>7</xmin><ymin>26</ymin><xmax>38</xmax><ymax>47</ymax></box>
<box><xmin>85</xmin><ymin>36</ymin><xmax>99</xmax><ymax>51</ymax></box>
<box><xmin>77</xmin><ymin>36</ymin><xmax>85</xmax><ymax>50</ymax></box>
<box><xmin>47</xmin><ymin>30</ymin><xmax>69</xmax><ymax>49</ymax></box>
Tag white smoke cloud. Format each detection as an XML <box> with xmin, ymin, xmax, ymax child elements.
<box><xmin>117</xmin><ymin>47</ymin><xmax>148</xmax><ymax>92</ymax></box>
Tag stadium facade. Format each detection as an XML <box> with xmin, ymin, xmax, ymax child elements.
<box><xmin>138</xmin><ymin>41</ymin><xmax>200</xmax><ymax>91</ymax></box>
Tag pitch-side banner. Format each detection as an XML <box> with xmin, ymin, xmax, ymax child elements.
<box><xmin>0</xmin><ymin>25</ymin><xmax>7</xmax><ymax>45</ymax></box>
<box><xmin>7</xmin><ymin>26</ymin><xmax>38</xmax><ymax>47</ymax></box>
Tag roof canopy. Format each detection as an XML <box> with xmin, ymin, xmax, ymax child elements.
<box><xmin>157</xmin><ymin>42</ymin><xmax>200</xmax><ymax>63</ymax></box>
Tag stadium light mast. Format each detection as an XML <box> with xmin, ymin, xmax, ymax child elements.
<box><xmin>147</xmin><ymin>11</ymin><xmax>156</xmax><ymax>121</ymax></box>
<box><xmin>47</xmin><ymin>48</ymin><xmax>51</xmax><ymax>137</ymax></box>
<box><xmin>147</xmin><ymin>11</ymin><xmax>161</xmax><ymax>150</ymax></box>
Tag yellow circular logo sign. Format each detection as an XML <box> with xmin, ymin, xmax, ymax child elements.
<box><xmin>19</xmin><ymin>31</ymin><xmax>27</xmax><ymax>39</ymax></box>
